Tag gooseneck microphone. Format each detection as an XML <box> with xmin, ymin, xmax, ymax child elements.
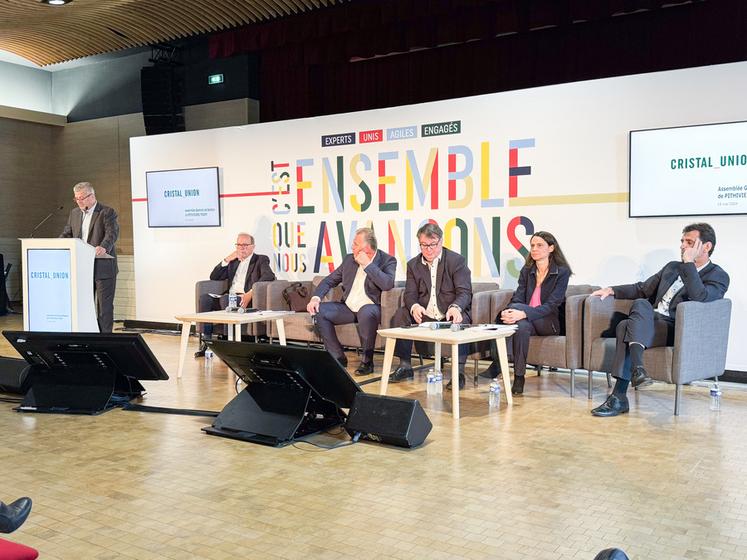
<box><xmin>29</xmin><ymin>205</ymin><xmax>64</xmax><ymax>238</ymax></box>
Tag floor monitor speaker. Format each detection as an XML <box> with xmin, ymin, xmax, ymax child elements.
<box><xmin>345</xmin><ymin>393</ymin><xmax>432</xmax><ymax>448</ymax></box>
<box><xmin>0</xmin><ymin>357</ymin><xmax>33</xmax><ymax>395</ymax></box>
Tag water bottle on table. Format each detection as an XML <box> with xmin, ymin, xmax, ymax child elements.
<box><xmin>227</xmin><ymin>291</ymin><xmax>238</xmax><ymax>311</ymax></box>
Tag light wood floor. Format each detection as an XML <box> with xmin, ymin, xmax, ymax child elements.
<box><xmin>2</xmin><ymin>314</ymin><xmax>747</xmax><ymax>560</ymax></box>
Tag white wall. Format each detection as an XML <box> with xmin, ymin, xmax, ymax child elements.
<box><xmin>131</xmin><ymin>61</ymin><xmax>747</xmax><ymax>370</ymax></box>
<box><xmin>0</xmin><ymin>61</ymin><xmax>52</xmax><ymax>113</ymax></box>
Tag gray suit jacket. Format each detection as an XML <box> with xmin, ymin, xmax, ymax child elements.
<box><xmin>314</xmin><ymin>250</ymin><xmax>397</xmax><ymax>305</ymax></box>
<box><xmin>612</xmin><ymin>260</ymin><xmax>729</xmax><ymax>316</ymax></box>
<box><xmin>60</xmin><ymin>203</ymin><xmax>119</xmax><ymax>280</ymax></box>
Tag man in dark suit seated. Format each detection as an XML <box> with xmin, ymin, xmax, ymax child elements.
<box><xmin>389</xmin><ymin>223</ymin><xmax>473</xmax><ymax>389</ymax></box>
<box><xmin>60</xmin><ymin>181</ymin><xmax>119</xmax><ymax>333</ymax></box>
<box><xmin>196</xmin><ymin>232</ymin><xmax>276</xmax><ymax>355</ymax></box>
<box><xmin>307</xmin><ymin>228</ymin><xmax>397</xmax><ymax>375</ymax></box>
<box><xmin>590</xmin><ymin>223</ymin><xmax>730</xmax><ymax>417</ymax></box>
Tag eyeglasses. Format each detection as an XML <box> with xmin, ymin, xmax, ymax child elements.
<box><xmin>419</xmin><ymin>240</ymin><xmax>441</xmax><ymax>250</ymax></box>
<box><xmin>74</xmin><ymin>192</ymin><xmax>93</xmax><ymax>202</ymax></box>
<box><xmin>235</xmin><ymin>243</ymin><xmax>254</xmax><ymax>248</ymax></box>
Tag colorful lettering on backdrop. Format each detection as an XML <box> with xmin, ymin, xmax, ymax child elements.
<box><xmin>270</xmin><ymin>123</ymin><xmax>539</xmax><ymax>280</ymax></box>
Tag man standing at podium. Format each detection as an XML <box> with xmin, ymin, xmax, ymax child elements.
<box><xmin>60</xmin><ymin>182</ymin><xmax>119</xmax><ymax>333</ymax></box>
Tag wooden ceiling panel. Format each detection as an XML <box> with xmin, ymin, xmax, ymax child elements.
<box><xmin>0</xmin><ymin>0</ymin><xmax>346</xmax><ymax>66</ymax></box>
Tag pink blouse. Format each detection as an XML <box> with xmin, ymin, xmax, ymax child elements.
<box><xmin>529</xmin><ymin>285</ymin><xmax>542</xmax><ymax>307</ymax></box>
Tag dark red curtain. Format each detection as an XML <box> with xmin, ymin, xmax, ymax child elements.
<box><xmin>209</xmin><ymin>0</ymin><xmax>744</xmax><ymax>122</ymax></box>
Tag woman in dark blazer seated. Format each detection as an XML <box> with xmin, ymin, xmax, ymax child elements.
<box><xmin>482</xmin><ymin>231</ymin><xmax>572</xmax><ymax>395</ymax></box>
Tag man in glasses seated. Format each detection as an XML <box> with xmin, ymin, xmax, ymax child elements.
<box><xmin>195</xmin><ymin>232</ymin><xmax>275</xmax><ymax>355</ymax></box>
<box><xmin>389</xmin><ymin>223</ymin><xmax>473</xmax><ymax>389</ymax></box>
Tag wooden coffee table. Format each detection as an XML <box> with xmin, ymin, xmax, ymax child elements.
<box><xmin>174</xmin><ymin>310</ymin><xmax>294</xmax><ymax>379</ymax></box>
<box><xmin>377</xmin><ymin>325</ymin><xmax>518</xmax><ymax>419</ymax></box>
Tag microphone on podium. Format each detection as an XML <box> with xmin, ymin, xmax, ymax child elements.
<box><xmin>29</xmin><ymin>205</ymin><xmax>64</xmax><ymax>238</ymax></box>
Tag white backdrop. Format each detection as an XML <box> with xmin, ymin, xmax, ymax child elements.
<box><xmin>131</xmin><ymin>61</ymin><xmax>747</xmax><ymax>370</ymax></box>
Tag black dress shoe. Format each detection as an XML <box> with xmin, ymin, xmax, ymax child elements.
<box><xmin>631</xmin><ymin>365</ymin><xmax>653</xmax><ymax>389</ymax></box>
<box><xmin>335</xmin><ymin>356</ymin><xmax>348</xmax><ymax>368</ymax></box>
<box><xmin>445</xmin><ymin>373</ymin><xmax>466</xmax><ymax>390</ymax></box>
<box><xmin>591</xmin><ymin>393</ymin><xmax>630</xmax><ymax>417</ymax></box>
<box><xmin>478</xmin><ymin>361</ymin><xmax>501</xmax><ymax>379</ymax></box>
<box><xmin>193</xmin><ymin>341</ymin><xmax>207</xmax><ymax>358</ymax></box>
<box><xmin>0</xmin><ymin>497</ymin><xmax>32</xmax><ymax>534</ymax></box>
<box><xmin>389</xmin><ymin>366</ymin><xmax>414</xmax><ymax>383</ymax></box>
<box><xmin>511</xmin><ymin>375</ymin><xmax>525</xmax><ymax>395</ymax></box>
<box><xmin>354</xmin><ymin>362</ymin><xmax>374</xmax><ymax>376</ymax></box>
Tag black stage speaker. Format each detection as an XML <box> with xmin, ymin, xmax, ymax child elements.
<box><xmin>0</xmin><ymin>357</ymin><xmax>33</xmax><ymax>395</ymax></box>
<box><xmin>141</xmin><ymin>65</ymin><xmax>185</xmax><ymax>135</ymax></box>
<box><xmin>345</xmin><ymin>393</ymin><xmax>432</xmax><ymax>448</ymax></box>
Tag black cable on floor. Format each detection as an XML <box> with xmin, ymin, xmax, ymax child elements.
<box><xmin>122</xmin><ymin>403</ymin><xmax>219</xmax><ymax>417</ymax></box>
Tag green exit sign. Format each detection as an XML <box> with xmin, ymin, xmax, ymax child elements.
<box><xmin>208</xmin><ymin>73</ymin><xmax>224</xmax><ymax>85</ymax></box>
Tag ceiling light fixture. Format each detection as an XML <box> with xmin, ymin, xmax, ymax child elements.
<box><xmin>40</xmin><ymin>0</ymin><xmax>72</xmax><ymax>6</ymax></box>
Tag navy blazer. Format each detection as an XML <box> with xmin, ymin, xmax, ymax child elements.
<box><xmin>403</xmin><ymin>247</ymin><xmax>472</xmax><ymax>315</ymax></box>
<box><xmin>508</xmin><ymin>262</ymin><xmax>571</xmax><ymax>333</ymax></box>
<box><xmin>612</xmin><ymin>260</ymin><xmax>729</xmax><ymax>315</ymax></box>
<box><xmin>314</xmin><ymin>250</ymin><xmax>397</xmax><ymax>305</ymax></box>
<box><xmin>210</xmin><ymin>253</ymin><xmax>276</xmax><ymax>293</ymax></box>
<box><xmin>60</xmin><ymin>202</ymin><xmax>119</xmax><ymax>279</ymax></box>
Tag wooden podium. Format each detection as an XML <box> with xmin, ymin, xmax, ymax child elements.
<box><xmin>19</xmin><ymin>238</ymin><xmax>100</xmax><ymax>332</ymax></box>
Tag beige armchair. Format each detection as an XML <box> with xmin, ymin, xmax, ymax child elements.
<box><xmin>583</xmin><ymin>296</ymin><xmax>732</xmax><ymax>415</ymax></box>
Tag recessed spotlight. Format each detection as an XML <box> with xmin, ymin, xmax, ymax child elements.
<box><xmin>41</xmin><ymin>0</ymin><xmax>72</xmax><ymax>5</ymax></box>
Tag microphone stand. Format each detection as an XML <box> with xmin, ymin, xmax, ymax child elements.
<box><xmin>8</xmin><ymin>205</ymin><xmax>65</xmax><ymax>310</ymax></box>
<box><xmin>29</xmin><ymin>206</ymin><xmax>64</xmax><ymax>238</ymax></box>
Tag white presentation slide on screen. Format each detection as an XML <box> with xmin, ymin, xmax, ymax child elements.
<box><xmin>146</xmin><ymin>167</ymin><xmax>221</xmax><ymax>227</ymax></box>
<box><xmin>27</xmin><ymin>249</ymin><xmax>72</xmax><ymax>332</ymax></box>
<box><xmin>630</xmin><ymin>121</ymin><xmax>747</xmax><ymax>217</ymax></box>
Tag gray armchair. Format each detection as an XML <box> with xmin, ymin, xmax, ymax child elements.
<box><xmin>583</xmin><ymin>296</ymin><xmax>732</xmax><ymax>415</ymax></box>
<box><xmin>489</xmin><ymin>284</ymin><xmax>597</xmax><ymax>396</ymax></box>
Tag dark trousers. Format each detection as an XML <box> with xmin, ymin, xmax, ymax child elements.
<box><xmin>611</xmin><ymin>298</ymin><xmax>675</xmax><ymax>380</ymax></box>
<box><xmin>316</xmin><ymin>302</ymin><xmax>381</xmax><ymax>363</ymax></box>
<box><xmin>197</xmin><ymin>293</ymin><xmax>229</xmax><ymax>338</ymax></box>
<box><xmin>391</xmin><ymin>306</ymin><xmax>471</xmax><ymax>364</ymax></box>
<box><xmin>95</xmin><ymin>276</ymin><xmax>116</xmax><ymax>333</ymax></box>
<box><xmin>495</xmin><ymin>316</ymin><xmax>557</xmax><ymax>377</ymax></box>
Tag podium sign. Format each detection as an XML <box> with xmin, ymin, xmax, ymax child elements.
<box><xmin>27</xmin><ymin>248</ymin><xmax>72</xmax><ymax>331</ymax></box>
<box><xmin>20</xmin><ymin>238</ymin><xmax>99</xmax><ymax>333</ymax></box>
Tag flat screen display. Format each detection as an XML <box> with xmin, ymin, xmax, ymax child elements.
<box><xmin>27</xmin><ymin>248</ymin><xmax>72</xmax><ymax>332</ymax></box>
<box><xmin>146</xmin><ymin>167</ymin><xmax>221</xmax><ymax>227</ymax></box>
<box><xmin>629</xmin><ymin>120</ymin><xmax>747</xmax><ymax>217</ymax></box>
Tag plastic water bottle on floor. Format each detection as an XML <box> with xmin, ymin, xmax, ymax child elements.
<box><xmin>426</xmin><ymin>368</ymin><xmax>436</xmax><ymax>396</ymax></box>
<box><xmin>433</xmin><ymin>370</ymin><xmax>443</xmax><ymax>394</ymax></box>
<box><xmin>489</xmin><ymin>380</ymin><xmax>501</xmax><ymax>408</ymax></box>
<box><xmin>710</xmin><ymin>382</ymin><xmax>722</xmax><ymax>411</ymax></box>
<box><xmin>204</xmin><ymin>347</ymin><xmax>214</xmax><ymax>360</ymax></box>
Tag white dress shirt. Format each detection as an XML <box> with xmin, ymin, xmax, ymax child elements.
<box><xmin>81</xmin><ymin>203</ymin><xmax>97</xmax><ymax>243</ymax></box>
<box><xmin>227</xmin><ymin>257</ymin><xmax>251</xmax><ymax>294</ymax></box>
<box><xmin>417</xmin><ymin>252</ymin><xmax>444</xmax><ymax>320</ymax></box>
<box><xmin>655</xmin><ymin>261</ymin><xmax>710</xmax><ymax>317</ymax></box>
<box><xmin>345</xmin><ymin>254</ymin><xmax>376</xmax><ymax>312</ymax></box>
